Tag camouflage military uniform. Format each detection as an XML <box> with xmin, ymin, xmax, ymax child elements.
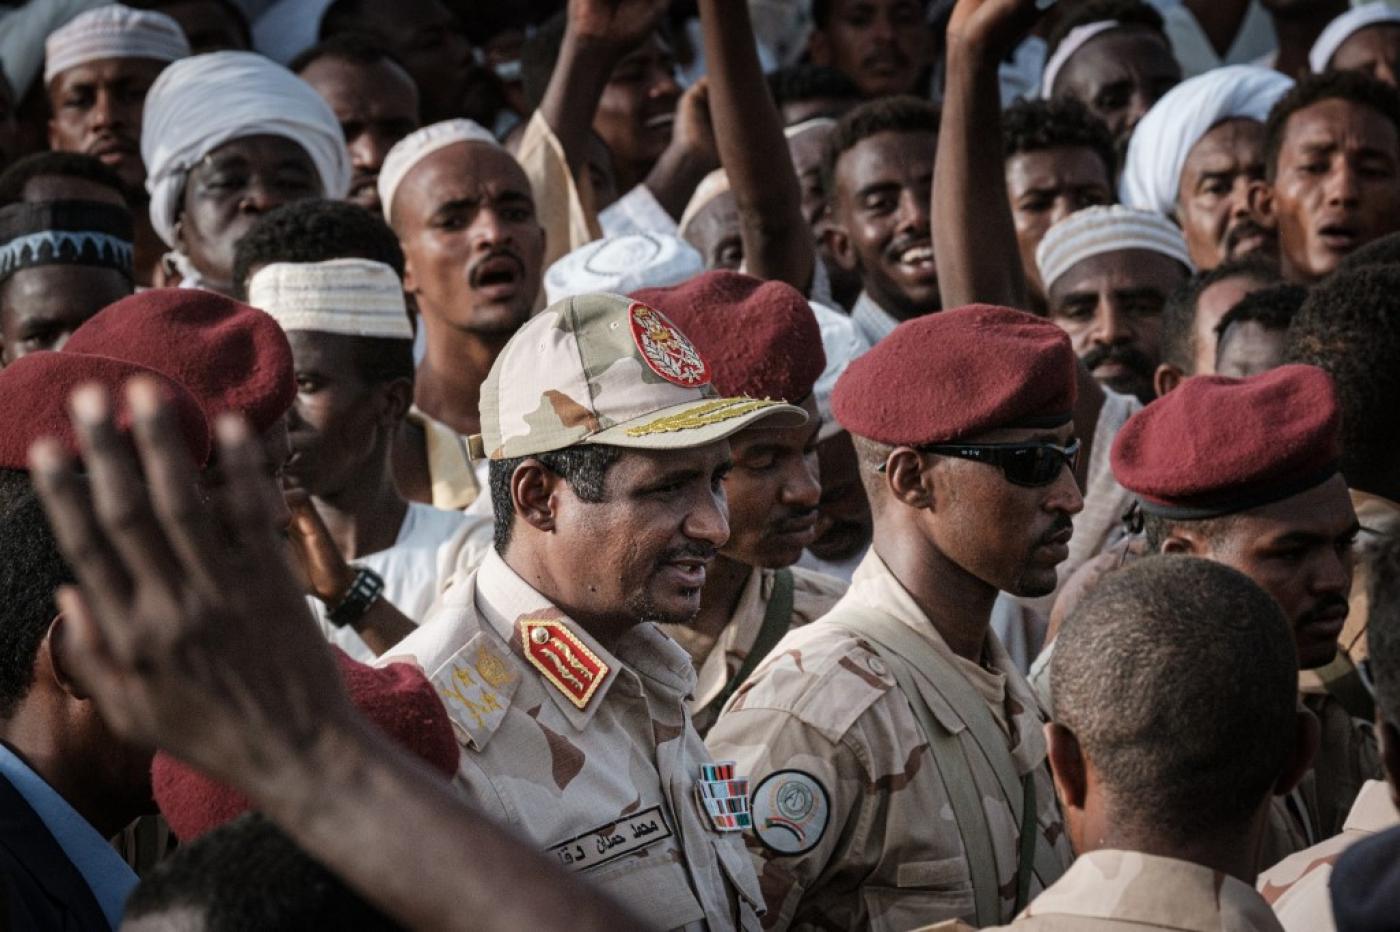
<box><xmin>918</xmin><ymin>850</ymin><xmax>1287</xmax><ymax>931</ymax></box>
<box><xmin>382</xmin><ymin>549</ymin><xmax>765</xmax><ymax>930</ymax></box>
<box><xmin>661</xmin><ymin>566</ymin><xmax>847</xmax><ymax>736</ymax></box>
<box><xmin>1259</xmin><ymin>780</ymin><xmax>1399</xmax><ymax>932</ymax></box>
<box><xmin>705</xmin><ymin>551</ymin><xmax>1073</xmax><ymax>931</ymax></box>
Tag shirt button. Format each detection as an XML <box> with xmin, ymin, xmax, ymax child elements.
<box><xmin>867</xmin><ymin>656</ymin><xmax>888</xmax><ymax>676</ymax></box>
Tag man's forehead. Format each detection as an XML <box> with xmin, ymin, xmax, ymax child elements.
<box><xmin>1184</xmin><ymin>118</ymin><xmax>1265</xmax><ymax>168</ymax></box>
<box><xmin>1064</xmin><ymin>29</ymin><xmax>1174</xmax><ymax>84</ymax></box>
<box><xmin>1284</xmin><ymin>97</ymin><xmax>1400</xmax><ymax>150</ymax></box>
<box><xmin>1054</xmin><ymin>248</ymin><xmax>1187</xmax><ymax>293</ymax></box>
<box><xmin>1241</xmin><ymin>474</ymin><xmax>1358</xmax><ymax>534</ymax></box>
<box><xmin>48</xmin><ymin>56</ymin><xmax>165</xmax><ymax>91</ymax></box>
<box><xmin>613</xmin><ymin>438</ymin><xmax>733</xmax><ymax>475</ymax></box>
<box><xmin>399</xmin><ymin>142</ymin><xmax>531</xmax><ymax>208</ymax></box>
<box><xmin>838</xmin><ymin>130</ymin><xmax>935</xmax><ymax>186</ymax></box>
<box><xmin>1008</xmin><ymin>147</ymin><xmax>1111</xmax><ymax>187</ymax></box>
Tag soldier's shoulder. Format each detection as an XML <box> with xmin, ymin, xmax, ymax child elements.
<box><xmin>723</xmin><ymin>616</ymin><xmax>898</xmax><ymax>744</ymax></box>
<box><xmin>788</xmin><ymin>565</ymin><xmax>850</xmax><ymax>618</ymax></box>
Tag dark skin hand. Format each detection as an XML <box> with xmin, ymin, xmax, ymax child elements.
<box><xmin>27</xmin><ymin>381</ymin><xmax>643</xmax><ymax>932</ymax></box>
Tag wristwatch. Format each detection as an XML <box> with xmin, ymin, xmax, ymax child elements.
<box><xmin>327</xmin><ymin>566</ymin><xmax>385</xmax><ymax>628</ymax></box>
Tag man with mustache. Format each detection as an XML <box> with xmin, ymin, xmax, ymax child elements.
<box><xmin>807</xmin><ymin>0</ymin><xmax>934</xmax><ymax>100</ymax></box>
<box><xmin>379</xmin><ymin>119</ymin><xmax>546</xmax><ymax>507</ymax></box>
<box><xmin>634</xmin><ymin>272</ymin><xmax>847</xmax><ymax>736</ymax></box>
<box><xmin>380</xmin><ymin>291</ymin><xmax>807</xmax><ymax>928</ymax></box>
<box><xmin>43</xmin><ymin>5</ymin><xmax>190</xmax><ymax>286</ymax></box>
<box><xmin>1120</xmin><ymin>66</ymin><xmax>1293</xmax><ymax>271</ymax></box>
<box><xmin>1037</xmin><ymin>204</ymin><xmax>1193</xmax><ymax>403</ymax></box>
<box><xmin>707</xmin><ymin>305</ymin><xmax>1081</xmax><ymax>930</ymax></box>
<box><xmin>822</xmin><ymin>95</ymin><xmax>940</xmax><ymax>348</ymax></box>
<box><xmin>1249</xmin><ymin>70</ymin><xmax>1400</xmax><ymax>283</ymax></box>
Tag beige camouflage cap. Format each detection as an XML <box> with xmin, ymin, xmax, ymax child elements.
<box><xmin>470</xmin><ymin>292</ymin><xmax>808</xmax><ymax>460</ymax></box>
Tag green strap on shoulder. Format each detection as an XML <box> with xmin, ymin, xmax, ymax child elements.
<box><xmin>1317</xmin><ymin>652</ymin><xmax>1376</xmax><ymax>722</ymax></box>
<box><xmin>712</xmin><ymin>568</ymin><xmax>795</xmax><ymax>713</ymax></box>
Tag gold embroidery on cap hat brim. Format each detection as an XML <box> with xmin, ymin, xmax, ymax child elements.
<box><xmin>623</xmin><ymin>398</ymin><xmax>783</xmax><ymax>437</ymax></box>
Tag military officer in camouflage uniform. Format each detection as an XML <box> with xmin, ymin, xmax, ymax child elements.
<box><xmin>706</xmin><ymin>305</ymin><xmax>1082</xmax><ymax>930</ymax></box>
<box><xmin>381</xmin><ymin>292</ymin><xmax>808</xmax><ymax>929</ymax></box>
<box><xmin>635</xmin><ymin>271</ymin><xmax>847</xmax><ymax>735</ymax></box>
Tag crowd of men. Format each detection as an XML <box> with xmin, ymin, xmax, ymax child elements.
<box><xmin>0</xmin><ymin>0</ymin><xmax>1399</xmax><ymax>928</ymax></box>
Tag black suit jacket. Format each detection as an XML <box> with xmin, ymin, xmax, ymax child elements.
<box><xmin>0</xmin><ymin>770</ymin><xmax>109</xmax><ymax>930</ymax></box>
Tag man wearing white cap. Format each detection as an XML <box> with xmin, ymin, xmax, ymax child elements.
<box><xmin>248</xmin><ymin>258</ymin><xmax>477</xmax><ymax>661</ymax></box>
<box><xmin>1037</xmin><ymin>204</ymin><xmax>1194</xmax><ymax>403</ymax></box>
<box><xmin>378</xmin><ymin>120</ymin><xmax>546</xmax><ymax>499</ymax></box>
<box><xmin>1311</xmin><ymin>3</ymin><xmax>1400</xmax><ymax>87</ymax></box>
<box><xmin>44</xmin><ymin>4</ymin><xmax>189</xmax><ymax>285</ymax></box>
<box><xmin>1120</xmin><ymin>65</ymin><xmax>1293</xmax><ymax>271</ymax></box>
<box><xmin>141</xmin><ymin>50</ymin><xmax>350</xmax><ymax>294</ymax></box>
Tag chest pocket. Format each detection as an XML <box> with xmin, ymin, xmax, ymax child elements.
<box><xmin>860</xmin><ymin>857</ymin><xmax>976</xmax><ymax>932</ymax></box>
<box><xmin>589</xmin><ymin>848</ymin><xmax>706</xmax><ymax>930</ymax></box>
<box><xmin>713</xmin><ymin>836</ymin><xmax>765</xmax><ymax>931</ymax></box>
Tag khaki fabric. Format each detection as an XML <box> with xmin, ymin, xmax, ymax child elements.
<box><xmin>405</xmin><ymin>405</ymin><xmax>480</xmax><ymax>511</ymax></box>
<box><xmin>920</xmin><ymin>850</ymin><xmax>1286</xmax><ymax>932</ymax></box>
<box><xmin>1259</xmin><ymin>780</ymin><xmax>1400</xmax><ymax>932</ymax></box>
<box><xmin>380</xmin><ymin>550</ymin><xmax>764</xmax><ymax>931</ymax></box>
<box><xmin>661</xmin><ymin>566</ymin><xmax>847</xmax><ymax>736</ymax></box>
<box><xmin>705</xmin><ymin>550</ymin><xmax>1073</xmax><ymax>931</ymax></box>
<box><xmin>514</xmin><ymin>110</ymin><xmax>603</xmax><ymax>300</ymax></box>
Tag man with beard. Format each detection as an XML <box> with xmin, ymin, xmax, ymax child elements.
<box><xmin>634</xmin><ymin>272</ymin><xmax>847</xmax><ymax>736</ymax></box>
<box><xmin>139</xmin><ymin>51</ymin><xmax>350</xmax><ymax>294</ymax></box>
<box><xmin>1110</xmin><ymin>364</ymin><xmax>1376</xmax><ymax>855</ymax></box>
<box><xmin>822</xmin><ymin>95</ymin><xmax>940</xmax><ymax>347</ymax></box>
<box><xmin>247</xmin><ymin>258</ymin><xmax>473</xmax><ymax>661</ymax></box>
<box><xmin>43</xmin><ymin>5</ymin><xmax>190</xmax><ymax>286</ymax></box>
<box><xmin>378</xmin><ymin>119</ymin><xmax>546</xmax><ymax>506</ymax></box>
<box><xmin>1151</xmin><ymin>257</ymin><xmax>1278</xmax><ymax>396</ymax></box>
<box><xmin>707</xmin><ymin>305</ymin><xmax>1081</xmax><ymax>930</ymax></box>
<box><xmin>1250</xmin><ymin>71</ymin><xmax>1400</xmax><ymax>284</ymax></box>
<box><xmin>292</xmin><ymin>36</ymin><xmax>420</xmax><ymax>216</ymax></box>
<box><xmin>380</xmin><ymin>291</ymin><xmax>805</xmax><ymax>929</ymax></box>
<box><xmin>1037</xmin><ymin>204</ymin><xmax>1193</xmax><ymax>403</ymax></box>
<box><xmin>807</xmin><ymin>0</ymin><xmax>934</xmax><ymax>100</ymax></box>
<box><xmin>1121</xmin><ymin>66</ymin><xmax>1292</xmax><ymax>271</ymax></box>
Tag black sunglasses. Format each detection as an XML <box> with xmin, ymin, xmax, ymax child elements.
<box><xmin>880</xmin><ymin>438</ymin><xmax>1081</xmax><ymax>487</ymax></box>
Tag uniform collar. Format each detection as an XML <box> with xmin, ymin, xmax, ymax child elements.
<box><xmin>1022</xmin><ymin>849</ymin><xmax>1285</xmax><ymax>932</ymax></box>
<box><xmin>686</xmin><ymin>567</ymin><xmax>767</xmax><ymax>710</ymax></box>
<box><xmin>405</xmin><ymin>405</ymin><xmax>480</xmax><ymax>510</ymax></box>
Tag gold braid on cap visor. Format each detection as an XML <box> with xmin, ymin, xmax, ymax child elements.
<box><xmin>623</xmin><ymin>397</ymin><xmax>784</xmax><ymax>437</ymax></box>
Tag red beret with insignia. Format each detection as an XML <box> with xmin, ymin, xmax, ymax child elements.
<box><xmin>62</xmin><ymin>288</ymin><xmax>295</xmax><ymax>435</ymax></box>
<box><xmin>0</xmin><ymin>351</ymin><xmax>210</xmax><ymax>469</ymax></box>
<box><xmin>153</xmin><ymin>650</ymin><xmax>460</xmax><ymax>841</ymax></box>
<box><xmin>1112</xmin><ymin>364</ymin><xmax>1342</xmax><ymax>518</ymax></box>
<box><xmin>831</xmin><ymin>304</ymin><xmax>1076</xmax><ymax>444</ymax></box>
<box><xmin>632</xmin><ymin>271</ymin><xmax>826</xmax><ymax>403</ymax></box>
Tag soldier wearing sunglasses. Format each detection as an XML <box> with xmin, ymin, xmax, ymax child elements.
<box><xmin>706</xmin><ymin>304</ymin><xmax>1083</xmax><ymax>930</ymax></box>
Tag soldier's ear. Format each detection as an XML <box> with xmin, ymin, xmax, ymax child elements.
<box><xmin>885</xmin><ymin>447</ymin><xmax>933</xmax><ymax>509</ymax></box>
<box><xmin>512</xmin><ymin>459</ymin><xmax>560</xmax><ymax>534</ymax></box>
<box><xmin>1153</xmin><ymin>363</ymin><xmax>1184</xmax><ymax>398</ymax></box>
<box><xmin>1045</xmin><ymin>722</ymin><xmax>1087</xmax><ymax>811</ymax></box>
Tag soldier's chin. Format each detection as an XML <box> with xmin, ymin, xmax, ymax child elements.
<box><xmin>628</xmin><ymin>583</ymin><xmax>703</xmax><ymax>626</ymax></box>
<box><xmin>1012</xmin><ymin>566</ymin><xmax>1059</xmax><ymax>599</ymax></box>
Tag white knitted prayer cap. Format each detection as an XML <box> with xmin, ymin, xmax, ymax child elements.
<box><xmin>248</xmin><ymin>258</ymin><xmax>413</xmax><ymax>340</ymax></box>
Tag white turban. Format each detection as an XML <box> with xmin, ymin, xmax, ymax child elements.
<box><xmin>810</xmin><ymin>300</ymin><xmax>866</xmax><ymax>443</ymax></box>
<box><xmin>44</xmin><ymin>4</ymin><xmax>190</xmax><ymax>86</ymax></box>
<box><xmin>1310</xmin><ymin>3</ymin><xmax>1400</xmax><ymax>73</ymax></box>
<box><xmin>1120</xmin><ymin>66</ymin><xmax>1293</xmax><ymax>218</ymax></box>
<box><xmin>378</xmin><ymin>119</ymin><xmax>501</xmax><ymax>224</ymax></box>
<box><xmin>249</xmin><ymin>258</ymin><xmax>413</xmax><ymax>340</ymax></box>
<box><xmin>1036</xmin><ymin>204</ymin><xmax>1194</xmax><ymax>292</ymax></box>
<box><xmin>544</xmin><ymin>234</ymin><xmax>703</xmax><ymax>306</ymax></box>
<box><xmin>1041</xmin><ymin>20</ymin><xmax>1120</xmax><ymax>97</ymax></box>
<box><xmin>141</xmin><ymin>51</ymin><xmax>350</xmax><ymax>248</ymax></box>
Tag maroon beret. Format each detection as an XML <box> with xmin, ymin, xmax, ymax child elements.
<box><xmin>831</xmin><ymin>304</ymin><xmax>1076</xmax><ymax>445</ymax></box>
<box><xmin>62</xmin><ymin>288</ymin><xmax>295</xmax><ymax>435</ymax></box>
<box><xmin>153</xmin><ymin>649</ymin><xmax>460</xmax><ymax>841</ymax></box>
<box><xmin>0</xmin><ymin>351</ymin><xmax>210</xmax><ymax>469</ymax></box>
<box><xmin>632</xmin><ymin>271</ymin><xmax>825</xmax><ymax>403</ymax></box>
<box><xmin>1111</xmin><ymin>364</ymin><xmax>1341</xmax><ymax>518</ymax></box>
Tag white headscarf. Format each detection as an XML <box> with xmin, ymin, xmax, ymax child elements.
<box><xmin>1120</xmin><ymin>66</ymin><xmax>1293</xmax><ymax>218</ymax></box>
<box><xmin>141</xmin><ymin>51</ymin><xmax>351</xmax><ymax>248</ymax></box>
<box><xmin>544</xmin><ymin>234</ymin><xmax>703</xmax><ymax>306</ymax></box>
<box><xmin>1037</xmin><ymin>204</ymin><xmax>1194</xmax><ymax>292</ymax></box>
<box><xmin>1310</xmin><ymin>3</ymin><xmax>1400</xmax><ymax>73</ymax></box>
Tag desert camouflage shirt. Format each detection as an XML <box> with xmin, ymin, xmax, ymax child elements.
<box><xmin>705</xmin><ymin>551</ymin><xmax>1073</xmax><ymax>931</ymax></box>
<box><xmin>380</xmin><ymin>549</ymin><xmax>765</xmax><ymax>930</ymax></box>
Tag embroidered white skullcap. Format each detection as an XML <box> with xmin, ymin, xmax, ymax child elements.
<box><xmin>377</xmin><ymin>119</ymin><xmax>501</xmax><ymax>223</ymax></box>
<box><xmin>544</xmin><ymin>233</ymin><xmax>703</xmax><ymax>306</ymax></box>
<box><xmin>1036</xmin><ymin>204</ymin><xmax>1194</xmax><ymax>292</ymax></box>
<box><xmin>251</xmin><ymin>0</ymin><xmax>335</xmax><ymax>65</ymax></box>
<box><xmin>810</xmin><ymin>300</ymin><xmax>866</xmax><ymax>443</ymax></box>
<box><xmin>248</xmin><ymin>258</ymin><xmax>413</xmax><ymax>340</ymax></box>
<box><xmin>1120</xmin><ymin>66</ymin><xmax>1293</xmax><ymax>217</ymax></box>
<box><xmin>678</xmin><ymin>169</ymin><xmax>733</xmax><ymax>241</ymax></box>
<box><xmin>44</xmin><ymin>4</ymin><xmax>190</xmax><ymax>86</ymax></box>
<box><xmin>142</xmin><ymin>51</ymin><xmax>350</xmax><ymax>248</ymax></box>
<box><xmin>784</xmin><ymin>116</ymin><xmax>837</xmax><ymax>140</ymax></box>
<box><xmin>1310</xmin><ymin>3</ymin><xmax>1400</xmax><ymax>73</ymax></box>
<box><xmin>1041</xmin><ymin>20</ymin><xmax>1120</xmax><ymax>97</ymax></box>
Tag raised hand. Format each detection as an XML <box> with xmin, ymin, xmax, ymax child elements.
<box><xmin>946</xmin><ymin>0</ymin><xmax>1044</xmax><ymax>58</ymax></box>
<box><xmin>670</xmin><ymin>77</ymin><xmax>720</xmax><ymax>175</ymax></box>
<box><xmin>567</xmin><ymin>0</ymin><xmax>670</xmax><ymax>50</ymax></box>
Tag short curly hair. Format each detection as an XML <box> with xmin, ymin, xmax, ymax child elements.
<box><xmin>1263</xmin><ymin>70</ymin><xmax>1400</xmax><ymax>181</ymax></box>
<box><xmin>1285</xmin><ymin>265</ymin><xmax>1400</xmax><ymax>488</ymax></box>
<box><xmin>1046</xmin><ymin>0</ymin><xmax>1167</xmax><ymax>62</ymax></box>
<box><xmin>1159</xmin><ymin>257</ymin><xmax>1279</xmax><ymax>371</ymax></box>
<box><xmin>1214</xmin><ymin>283</ymin><xmax>1306</xmax><ymax>340</ymax></box>
<box><xmin>232</xmin><ymin>199</ymin><xmax>405</xmax><ymax>299</ymax></box>
<box><xmin>821</xmin><ymin>95</ymin><xmax>939</xmax><ymax>205</ymax></box>
<box><xmin>767</xmin><ymin>64</ymin><xmax>863</xmax><ymax>113</ymax></box>
<box><xmin>1002</xmin><ymin>97</ymin><xmax>1117</xmax><ymax>180</ymax></box>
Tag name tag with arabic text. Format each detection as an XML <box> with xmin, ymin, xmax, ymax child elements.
<box><xmin>547</xmin><ymin>805</ymin><xmax>672</xmax><ymax>872</ymax></box>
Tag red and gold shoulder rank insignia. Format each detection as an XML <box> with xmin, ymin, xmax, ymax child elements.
<box><xmin>520</xmin><ymin>617</ymin><xmax>609</xmax><ymax>710</ymax></box>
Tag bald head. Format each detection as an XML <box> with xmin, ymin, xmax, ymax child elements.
<box><xmin>1052</xmin><ymin>555</ymin><xmax>1298</xmax><ymax>843</ymax></box>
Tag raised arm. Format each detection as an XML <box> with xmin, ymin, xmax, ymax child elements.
<box><xmin>697</xmin><ymin>0</ymin><xmax>815</xmax><ymax>290</ymax></box>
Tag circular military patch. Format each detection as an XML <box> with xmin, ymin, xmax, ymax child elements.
<box><xmin>628</xmin><ymin>301</ymin><xmax>709</xmax><ymax>388</ymax></box>
<box><xmin>751</xmin><ymin>770</ymin><xmax>830</xmax><ymax>856</ymax></box>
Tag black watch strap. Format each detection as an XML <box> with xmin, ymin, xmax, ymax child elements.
<box><xmin>327</xmin><ymin>566</ymin><xmax>385</xmax><ymax>628</ymax></box>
